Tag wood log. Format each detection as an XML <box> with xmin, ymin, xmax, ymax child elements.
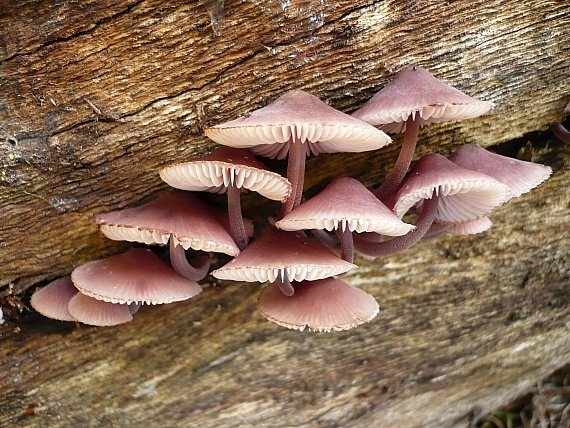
<box><xmin>0</xmin><ymin>0</ymin><xmax>568</xmax><ymax>426</ymax></box>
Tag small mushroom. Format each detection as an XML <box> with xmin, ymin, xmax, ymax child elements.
<box><xmin>211</xmin><ymin>228</ymin><xmax>356</xmax><ymax>296</ymax></box>
<box><xmin>205</xmin><ymin>89</ymin><xmax>391</xmax><ymax>215</ymax></box>
<box><xmin>68</xmin><ymin>293</ymin><xmax>134</xmax><ymax>327</ymax></box>
<box><xmin>275</xmin><ymin>177</ymin><xmax>414</xmax><ymax>262</ymax></box>
<box><xmin>258</xmin><ymin>277</ymin><xmax>379</xmax><ymax>332</ymax></box>
<box><xmin>160</xmin><ymin>147</ymin><xmax>291</xmax><ymax>250</ymax></box>
<box><xmin>71</xmin><ymin>248</ymin><xmax>202</xmax><ymax>305</ymax></box>
<box><xmin>551</xmin><ymin>101</ymin><xmax>570</xmax><ymax>144</ymax></box>
<box><xmin>352</xmin><ymin>65</ymin><xmax>494</xmax><ymax>201</ymax></box>
<box><xmin>354</xmin><ymin>154</ymin><xmax>511</xmax><ymax>258</ymax></box>
<box><xmin>30</xmin><ymin>276</ymin><xmax>77</xmax><ymax>322</ymax></box>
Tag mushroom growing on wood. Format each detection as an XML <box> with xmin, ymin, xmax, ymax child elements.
<box><xmin>205</xmin><ymin>89</ymin><xmax>391</xmax><ymax>215</ymax></box>
<box><xmin>551</xmin><ymin>101</ymin><xmax>570</xmax><ymax>144</ymax></box>
<box><xmin>95</xmin><ymin>191</ymin><xmax>239</xmax><ymax>281</ymax></box>
<box><xmin>352</xmin><ymin>65</ymin><xmax>494</xmax><ymax>201</ymax></box>
<box><xmin>258</xmin><ymin>277</ymin><xmax>379</xmax><ymax>332</ymax></box>
<box><xmin>354</xmin><ymin>154</ymin><xmax>511</xmax><ymax>258</ymax></box>
<box><xmin>211</xmin><ymin>228</ymin><xmax>356</xmax><ymax>296</ymax></box>
<box><xmin>30</xmin><ymin>276</ymin><xmax>77</xmax><ymax>322</ymax></box>
<box><xmin>275</xmin><ymin>176</ymin><xmax>414</xmax><ymax>262</ymax></box>
<box><xmin>160</xmin><ymin>147</ymin><xmax>291</xmax><ymax>250</ymax></box>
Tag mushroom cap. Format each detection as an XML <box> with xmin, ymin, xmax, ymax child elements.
<box><xmin>205</xmin><ymin>89</ymin><xmax>391</xmax><ymax>160</ymax></box>
<box><xmin>276</xmin><ymin>177</ymin><xmax>414</xmax><ymax>236</ymax></box>
<box><xmin>95</xmin><ymin>191</ymin><xmax>239</xmax><ymax>256</ymax></box>
<box><xmin>352</xmin><ymin>65</ymin><xmax>495</xmax><ymax>133</ymax></box>
<box><xmin>30</xmin><ymin>276</ymin><xmax>77</xmax><ymax>322</ymax></box>
<box><xmin>449</xmin><ymin>144</ymin><xmax>552</xmax><ymax>198</ymax></box>
<box><xmin>448</xmin><ymin>216</ymin><xmax>493</xmax><ymax>235</ymax></box>
<box><xmin>159</xmin><ymin>147</ymin><xmax>292</xmax><ymax>202</ymax></box>
<box><xmin>68</xmin><ymin>293</ymin><xmax>133</xmax><ymax>327</ymax></box>
<box><xmin>211</xmin><ymin>228</ymin><xmax>357</xmax><ymax>283</ymax></box>
<box><xmin>394</xmin><ymin>154</ymin><xmax>511</xmax><ymax>222</ymax></box>
<box><xmin>258</xmin><ymin>277</ymin><xmax>380</xmax><ymax>332</ymax></box>
<box><xmin>71</xmin><ymin>248</ymin><xmax>203</xmax><ymax>305</ymax></box>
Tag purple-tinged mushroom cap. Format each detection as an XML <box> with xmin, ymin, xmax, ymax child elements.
<box><xmin>30</xmin><ymin>276</ymin><xmax>77</xmax><ymax>322</ymax></box>
<box><xmin>394</xmin><ymin>154</ymin><xmax>511</xmax><ymax>223</ymax></box>
<box><xmin>95</xmin><ymin>191</ymin><xmax>239</xmax><ymax>256</ymax></box>
<box><xmin>448</xmin><ymin>144</ymin><xmax>552</xmax><ymax>198</ymax></box>
<box><xmin>352</xmin><ymin>65</ymin><xmax>495</xmax><ymax>133</ymax></box>
<box><xmin>258</xmin><ymin>277</ymin><xmax>379</xmax><ymax>332</ymax></box>
<box><xmin>205</xmin><ymin>89</ymin><xmax>391</xmax><ymax>214</ymax></box>
<box><xmin>71</xmin><ymin>248</ymin><xmax>202</xmax><ymax>305</ymax></box>
<box><xmin>68</xmin><ymin>293</ymin><xmax>133</xmax><ymax>327</ymax></box>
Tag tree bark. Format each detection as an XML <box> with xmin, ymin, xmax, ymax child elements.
<box><xmin>0</xmin><ymin>1</ymin><xmax>569</xmax><ymax>426</ymax></box>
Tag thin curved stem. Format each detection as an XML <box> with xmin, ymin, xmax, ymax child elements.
<box><xmin>374</xmin><ymin>115</ymin><xmax>420</xmax><ymax>201</ymax></box>
<box><xmin>551</xmin><ymin>123</ymin><xmax>570</xmax><ymax>145</ymax></box>
<box><xmin>169</xmin><ymin>237</ymin><xmax>211</xmax><ymax>282</ymax></box>
<box><xmin>337</xmin><ymin>228</ymin><xmax>354</xmax><ymax>263</ymax></box>
<box><xmin>354</xmin><ymin>194</ymin><xmax>439</xmax><ymax>258</ymax></box>
<box><xmin>227</xmin><ymin>183</ymin><xmax>248</xmax><ymax>250</ymax></box>
<box><xmin>276</xmin><ymin>275</ymin><xmax>295</xmax><ymax>297</ymax></box>
<box><xmin>281</xmin><ymin>138</ymin><xmax>306</xmax><ymax>217</ymax></box>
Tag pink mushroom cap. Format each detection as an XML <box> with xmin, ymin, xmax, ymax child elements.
<box><xmin>211</xmin><ymin>228</ymin><xmax>356</xmax><ymax>283</ymax></box>
<box><xmin>394</xmin><ymin>154</ymin><xmax>511</xmax><ymax>223</ymax></box>
<box><xmin>30</xmin><ymin>276</ymin><xmax>77</xmax><ymax>322</ymax></box>
<box><xmin>205</xmin><ymin>89</ymin><xmax>391</xmax><ymax>159</ymax></box>
<box><xmin>276</xmin><ymin>177</ymin><xmax>414</xmax><ymax>236</ymax></box>
<box><xmin>68</xmin><ymin>293</ymin><xmax>133</xmax><ymax>327</ymax></box>
<box><xmin>449</xmin><ymin>144</ymin><xmax>552</xmax><ymax>198</ymax></box>
<box><xmin>352</xmin><ymin>65</ymin><xmax>495</xmax><ymax>133</ymax></box>
<box><xmin>159</xmin><ymin>147</ymin><xmax>292</xmax><ymax>202</ymax></box>
<box><xmin>258</xmin><ymin>277</ymin><xmax>380</xmax><ymax>332</ymax></box>
<box><xmin>71</xmin><ymin>248</ymin><xmax>202</xmax><ymax>305</ymax></box>
<box><xmin>95</xmin><ymin>191</ymin><xmax>239</xmax><ymax>256</ymax></box>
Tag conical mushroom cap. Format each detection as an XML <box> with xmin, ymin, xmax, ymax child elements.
<box><xmin>449</xmin><ymin>144</ymin><xmax>552</xmax><ymax>198</ymax></box>
<box><xmin>160</xmin><ymin>147</ymin><xmax>292</xmax><ymax>202</ymax></box>
<box><xmin>258</xmin><ymin>277</ymin><xmax>380</xmax><ymax>332</ymax></box>
<box><xmin>95</xmin><ymin>191</ymin><xmax>239</xmax><ymax>256</ymax></box>
<box><xmin>31</xmin><ymin>276</ymin><xmax>77</xmax><ymax>322</ymax></box>
<box><xmin>205</xmin><ymin>90</ymin><xmax>391</xmax><ymax>159</ymax></box>
<box><xmin>68</xmin><ymin>293</ymin><xmax>133</xmax><ymax>327</ymax></box>
<box><xmin>276</xmin><ymin>177</ymin><xmax>414</xmax><ymax>236</ymax></box>
<box><xmin>353</xmin><ymin>66</ymin><xmax>494</xmax><ymax>133</ymax></box>
<box><xmin>211</xmin><ymin>228</ymin><xmax>356</xmax><ymax>283</ymax></box>
<box><xmin>394</xmin><ymin>154</ymin><xmax>511</xmax><ymax>223</ymax></box>
<box><xmin>71</xmin><ymin>248</ymin><xmax>203</xmax><ymax>305</ymax></box>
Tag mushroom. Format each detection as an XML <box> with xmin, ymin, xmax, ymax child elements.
<box><xmin>211</xmin><ymin>228</ymin><xmax>356</xmax><ymax>296</ymax></box>
<box><xmin>258</xmin><ymin>277</ymin><xmax>379</xmax><ymax>332</ymax></box>
<box><xmin>275</xmin><ymin>177</ymin><xmax>414</xmax><ymax>263</ymax></box>
<box><xmin>205</xmin><ymin>89</ymin><xmax>391</xmax><ymax>215</ymax></box>
<box><xmin>71</xmin><ymin>248</ymin><xmax>202</xmax><ymax>305</ymax></box>
<box><xmin>30</xmin><ymin>276</ymin><xmax>77</xmax><ymax>322</ymax></box>
<box><xmin>354</xmin><ymin>154</ymin><xmax>511</xmax><ymax>258</ymax></box>
<box><xmin>95</xmin><ymin>191</ymin><xmax>239</xmax><ymax>281</ymax></box>
<box><xmin>352</xmin><ymin>65</ymin><xmax>495</xmax><ymax>201</ymax></box>
<box><xmin>160</xmin><ymin>147</ymin><xmax>291</xmax><ymax>250</ymax></box>
<box><xmin>551</xmin><ymin>101</ymin><xmax>570</xmax><ymax>144</ymax></box>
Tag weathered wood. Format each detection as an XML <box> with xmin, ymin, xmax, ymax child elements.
<box><xmin>0</xmin><ymin>1</ymin><xmax>569</xmax><ymax>426</ymax></box>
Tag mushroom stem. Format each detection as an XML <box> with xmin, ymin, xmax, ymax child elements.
<box><xmin>276</xmin><ymin>274</ymin><xmax>295</xmax><ymax>297</ymax></box>
<box><xmin>551</xmin><ymin>123</ymin><xmax>570</xmax><ymax>145</ymax></box>
<box><xmin>337</xmin><ymin>228</ymin><xmax>354</xmax><ymax>263</ymax></box>
<box><xmin>374</xmin><ymin>115</ymin><xmax>420</xmax><ymax>201</ymax></box>
<box><xmin>169</xmin><ymin>237</ymin><xmax>211</xmax><ymax>282</ymax></box>
<box><xmin>281</xmin><ymin>138</ymin><xmax>306</xmax><ymax>216</ymax></box>
<box><xmin>354</xmin><ymin>194</ymin><xmax>439</xmax><ymax>258</ymax></box>
<box><xmin>227</xmin><ymin>183</ymin><xmax>248</xmax><ymax>250</ymax></box>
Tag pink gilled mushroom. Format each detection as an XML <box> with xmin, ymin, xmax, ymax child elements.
<box><xmin>160</xmin><ymin>147</ymin><xmax>291</xmax><ymax>250</ymax></box>
<box><xmin>71</xmin><ymin>248</ymin><xmax>202</xmax><ymax>305</ymax></box>
<box><xmin>551</xmin><ymin>100</ymin><xmax>570</xmax><ymax>144</ymax></box>
<box><xmin>354</xmin><ymin>154</ymin><xmax>511</xmax><ymax>258</ymax></box>
<box><xmin>205</xmin><ymin>89</ymin><xmax>391</xmax><ymax>215</ymax></box>
<box><xmin>30</xmin><ymin>276</ymin><xmax>137</xmax><ymax>326</ymax></box>
<box><xmin>95</xmin><ymin>191</ymin><xmax>239</xmax><ymax>281</ymax></box>
<box><xmin>258</xmin><ymin>277</ymin><xmax>379</xmax><ymax>332</ymax></box>
<box><xmin>275</xmin><ymin>176</ymin><xmax>414</xmax><ymax>263</ymax></box>
<box><xmin>352</xmin><ymin>65</ymin><xmax>494</xmax><ymax>201</ymax></box>
<box><xmin>211</xmin><ymin>228</ymin><xmax>356</xmax><ymax>296</ymax></box>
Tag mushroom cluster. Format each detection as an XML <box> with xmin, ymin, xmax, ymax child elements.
<box><xmin>31</xmin><ymin>66</ymin><xmax>552</xmax><ymax>332</ymax></box>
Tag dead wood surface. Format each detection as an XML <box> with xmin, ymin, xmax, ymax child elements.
<box><xmin>0</xmin><ymin>1</ymin><xmax>569</xmax><ymax>427</ymax></box>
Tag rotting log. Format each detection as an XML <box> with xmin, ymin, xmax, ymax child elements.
<box><xmin>0</xmin><ymin>0</ymin><xmax>569</xmax><ymax>427</ymax></box>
